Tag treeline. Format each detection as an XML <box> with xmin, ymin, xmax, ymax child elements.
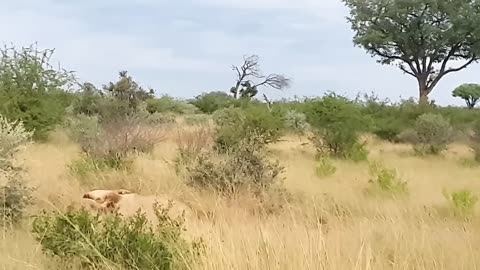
<box><xmin>1</xmin><ymin>44</ymin><xmax>480</xmax><ymax>143</ymax></box>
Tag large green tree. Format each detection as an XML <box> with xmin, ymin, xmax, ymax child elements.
<box><xmin>343</xmin><ymin>0</ymin><xmax>480</xmax><ymax>104</ymax></box>
<box><xmin>452</xmin><ymin>83</ymin><xmax>480</xmax><ymax>109</ymax></box>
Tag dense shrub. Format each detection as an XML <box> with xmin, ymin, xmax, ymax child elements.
<box><xmin>71</xmin><ymin>83</ymin><xmax>104</xmax><ymax>116</ymax></box>
<box><xmin>184</xmin><ymin>134</ymin><xmax>285</xmax><ymax>196</ymax></box>
<box><xmin>67</xmin><ymin>115</ymin><xmax>167</xmax><ymax>170</ymax></box>
<box><xmin>32</xmin><ymin>202</ymin><xmax>204</xmax><ymax>270</ymax></box>
<box><xmin>314</xmin><ymin>156</ymin><xmax>337</xmax><ymax>177</ymax></box>
<box><xmin>469</xmin><ymin>120</ymin><xmax>480</xmax><ymax>162</ymax></box>
<box><xmin>146</xmin><ymin>95</ymin><xmax>198</xmax><ymax>115</ymax></box>
<box><xmin>145</xmin><ymin>112</ymin><xmax>177</xmax><ymax>125</ymax></box>
<box><xmin>183</xmin><ymin>114</ymin><xmax>210</xmax><ymax>126</ymax></box>
<box><xmin>365</xmin><ymin>161</ymin><xmax>408</xmax><ymax>197</ymax></box>
<box><xmin>303</xmin><ymin>94</ymin><xmax>370</xmax><ymax>160</ymax></box>
<box><xmin>0</xmin><ymin>115</ymin><xmax>34</xmax><ymax>225</ymax></box>
<box><xmin>190</xmin><ymin>91</ymin><xmax>237</xmax><ymax>114</ymax></box>
<box><xmin>413</xmin><ymin>113</ymin><xmax>453</xmax><ymax>155</ymax></box>
<box><xmin>0</xmin><ymin>44</ymin><xmax>76</xmax><ymax>140</ymax></box>
<box><xmin>443</xmin><ymin>189</ymin><xmax>478</xmax><ymax>219</ymax></box>
<box><xmin>213</xmin><ymin>106</ymin><xmax>284</xmax><ymax>151</ymax></box>
<box><xmin>284</xmin><ymin>110</ymin><xmax>310</xmax><ymax>135</ymax></box>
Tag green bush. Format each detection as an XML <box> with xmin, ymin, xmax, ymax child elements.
<box><xmin>443</xmin><ymin>189</ymin><xmax>478</xmax><ymax>218</ymax></box>
<box><xmin>213</xmin><ymin>106</ymin><xmax>283</xmax><ymax>151</ymax></box>
<box><xmin>0</xmin><ymin>115</ymin><xmax>34</xmax><ymax>226</ymax></box>
<box><xmin>284</xmin><ymin>110</ymin><xmax>310</xmax><ymax>135</ymax></box>
<box><xmin>303</xmin><ymin>94</ymin><xmax>370</xmax><ymax>160</ymax></box>
<box><xmin>145</xmin><ymin>112</ymin><xmax>177</xmax><ymax>125</ymax></box>
<box><xmin>67</xmin><ymin>115</ymin><xmax>166</xmax><ymax>171</ymax></box>
<box><xmin>413</xmin><ymin>113</ymin><xmax>453</xmax><ymax>155</ymax></box>
<box><xmin>365</xmin><ymin>161</ymin><xmax>408</xmax><ymax>197</ymax></box>
<box><xmin>469</xmin><ymin>120</ymin><xmax>480</xmax><ymax>162</ymax></box>
<box><xmin>183</xmin><ymin>114</ymin><xmax>210</xmax><ymax>126</ymax></box>
<box><xmin>315</xmin><ymin>156</ymin><xmax>336</xmax><ymax>177</ymax></box>
<box><xmin>190</xmin><ymin>91</ymin><xmax>237</xmax><ymax>114</ymax></box>
<box><xmin>0</xmin><ymin>44</ymin><xmax>76</xmax><ymax>141</ymax></box>
<box><xmin>184</xmin><ymin>134</ymin><xmax>285</xmax><ymax>196</ymax></box>
<box><xmin>71</xmin><ymin>83</ymin><xmax>104</xmax><ymax>116</ymax></box>
<box><xmin>146</xmin><ymin>95</ymin><xmax>198</xmax><ymax>115</ymax></box>
<box><xmin>32</xmin><ymin>202</ymin><xmax>204</xmax><ymax>270</ymax></box>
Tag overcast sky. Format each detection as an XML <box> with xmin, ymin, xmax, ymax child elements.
<box><xmin>2</xmin><ymin>0</ymin><xmax>479</xmax><ymax>106</ymax></box>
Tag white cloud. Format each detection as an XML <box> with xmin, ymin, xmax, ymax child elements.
<box><xmin>0</xmin><ymin>2</ymin><xmax>222</xmax><ymax>86</ymax></box>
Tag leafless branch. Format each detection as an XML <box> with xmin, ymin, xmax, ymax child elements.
<box><xmin>230</xmin><ymin>54</ymin><xmax>291</xmax><ymax>98</ymax></box>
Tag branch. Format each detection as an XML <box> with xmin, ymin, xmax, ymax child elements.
<box><xmin>253</xmin><ymin>74</ymin><xmax>290</xmax><ymax>90</ymax></box>
<box><xmin>371</xmin><ymin>48</ymin><xmax>419</xmax><ymax>75</ymax></box>
<box><xmin>444</xmin><ymin>56</ymin><xmax>477</xmax><ymax>75</ymax></box>
<box><xmin>399</xmin><ymin>64</ymin><xmax>416</xmax><ymax>77</ymax></box>
<box><xmin>427</xmin><ymin>55</ymin><xmax>476</xmax><ymax>90</ymax></box>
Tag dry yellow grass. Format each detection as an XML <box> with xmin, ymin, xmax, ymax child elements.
<box><xmin>3</xmin><ymin>129</ymin><xmax>480</xmax><ymax>269</ymax></box>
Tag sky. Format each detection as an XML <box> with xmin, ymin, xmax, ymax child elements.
<box><xmin>1</xmin><ymin>0</ymin><xmax>479</xmax><ymax>106</ymax></box>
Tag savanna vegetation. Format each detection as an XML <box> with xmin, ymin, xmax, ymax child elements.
<box><xmin>3</xmin><ymin>0</ymin><xmax>480</xmax><ymax>269</ymax></box>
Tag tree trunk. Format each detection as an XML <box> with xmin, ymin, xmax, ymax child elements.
<box><xmin>418</xmin><ymin>77</ymin><xmax>430</xmax><ymax>106</ymax></box>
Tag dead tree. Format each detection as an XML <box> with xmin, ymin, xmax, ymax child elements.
<box><xmin>230</xmin><ymin>55</ymin><xmax>290</xmax><ymax>99</ymax></box>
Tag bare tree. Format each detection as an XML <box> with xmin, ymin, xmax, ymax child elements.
<box><xmin>230</xmin><ymin>55</ymin><xmax>290</xmax><ymax>99</ymax></box>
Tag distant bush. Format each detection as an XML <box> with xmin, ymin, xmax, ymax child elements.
<box><xmin>469</xmin><ymin>120</ymin><xmax>480</xmax><ymax>162</ymax></box>
<box><xmin>443</xmin><ymin>189</ymin><xmax>478</xmax><ymax>219</ymax></box>
<box><xmin>32</xmin><ymin>202</ymin><xmax>204</xmax><ymax>270</ymax></box>
<box><xmin>71</xmin><ymin>83</ymin><xmax>104</xmax><ymax>116</ymax></box>
<box><xmin>145</xmin><ymin>112</ymin><xmax>177</xmax><ymax>125</ymax></box>
<box><xmin>396</xmin><ymin>129</ymin><xmax>419</xmax><ymax>144</ymax></box>
<box><xmin>365</xmin><ymin>161</ymin><xmax>408</xmax><ymax>197</ymax></box>
<box><xmin>183</xmin><ymin>114</ymin><xmax>210</xmax><ymax>126</ymax></box>
<box><xmin>413</xmin><ymin>113</ymin><xmax>453</xmax><ymax>155</ymax></box>
<box><xmin>284</xmin><ymin>110</ymin><xmax>310</xmax><ymax>135</ymax></box>
<box><xmin>67</xmin><ymin>115</ymin><xmax>167</xmax><ymax>171</ymax></box>
<box><xmin>190</xmin><ymin>91</ymin><xmax>237</xmax><ymax>114</ymax></box>
<box><xmin>213</xmin><ymin>106</ymin><xmax>283</xmax><ymax>151</ymax></box>
<box><xmin>0</xmin><ymin>115</ymin><xmax>34</xmax><ymax>226</ymax></box>
<box><xmin>185</xmin><ymin>134</ymin><xmax>285</xmax><ymax>196</ymax></box>
<box><xmin>146</xmin><ymin>95</ymin><xmax>198</xmax><ymax>115</ymax></box>
<box><xmin>174</xmin><ymin>125</ymin><xmax>215</xmax><ymax>175</ymax></box>
<box><xmin>303</xmin><ymin>94</ymin><xmax>370</xmax><ymax>160</ymax></box>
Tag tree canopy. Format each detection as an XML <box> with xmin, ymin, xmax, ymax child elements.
<box><xmin>343</xmin><ymin>0</ymin><xmax>480</xmax><ymax>104</ymax></box>
<box><xmin>452</xmin><ymin>83</ymin><xmax>480</xmax><ymax>109</ymax></box>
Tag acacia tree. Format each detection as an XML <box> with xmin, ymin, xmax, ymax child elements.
<box><xmin>452</xmin><ymin>83</ymin><xmax>480</xmax><ymax>109</ymax></box>
<box><xmin>230</xmin><ymin>55</ymin><xmax>290</xmax><ymax>99</ymax></box>
<box><xmin>343</xmin><ymin>0</ymin><xmax>480</xmax><ymax>104</ymax></box>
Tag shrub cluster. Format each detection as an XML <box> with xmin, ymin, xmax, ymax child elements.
<box><xmin>0</xmin><ymin>115</ymin><xmax>34</xmax><ymax>225</ymax></box>
<box><xmin>184</xmin><ymin>132</ymin><xmax>285</xmax><ymax>196</ymax></box>
<box><xmin>67</xmin><ymin>115</ymin><xmax>167</xmax><ymax>172</ymax></box>
<box><xmin>412</xmin><ymin>113</ymin><xmax>453</xmax><ymax>155</ymax></box>
<box><xmin>303</xmin><ymin>94</ymin><xmax>370</xmax><ymax>160</ymax></box>
<box><xmin>32</xmin><ymin>202</ymin><xmax>204</xmax><ymax>270</ymax></box>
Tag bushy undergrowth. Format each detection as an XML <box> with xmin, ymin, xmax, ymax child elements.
<box><xmin>443</xmin><ymin>189</ymin><xmax>478</xmax><ymax>219</ymax></box>
<box><xmin>412</xmin><ymin>113</ymin><xmax>453</xmax><ymax>155</ymax></box>
<box><xmin>365</xmin><ymin>161</ymin><xmax>408</xmax><ymax>197</ymax></box>
<box><xmin>32</xmin><ymin>202</ymin><xmax>204</xmax><ymax>270</ymax></box>
<box><xmin>303</xmin><ymin>94</ymin><xmax>370</xmax><ymax>160</ymax></box>
<box><xmin>314</xmin><ymin>156</ymin><xmax>337</xmax><ymax>177</ymax></box>
<box><xmin>67</xmin><ymin>115</ymin><xmax>166</xmax><ymax>172</ymax></box>
<box><xmin>283</xmin><ymin>110</ymin><xmax>310</xmax><ymax>135</ymax></box>
<box><xmin>470</xmin><ymin>120</ymin><xmax>480</xmax><ymax>162</ymax></box>
<box><xmin>0</xmin><ymin>115</ymin><xmax>34</xmax><ymax>225</ymax></box>
<box><xmin>184</xmin><ymin>134</ymin><xmax>285</xmax><ymax>196</ymax></box>
<box><xmin>213</xmin><ymin>106</ymin><xmax>283</xmax><ymax>151</ymax></box>
<box><xmin>146</xmin><ymin>95</ymin><xmax>198</xmax><ymax>115</ymax></box>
